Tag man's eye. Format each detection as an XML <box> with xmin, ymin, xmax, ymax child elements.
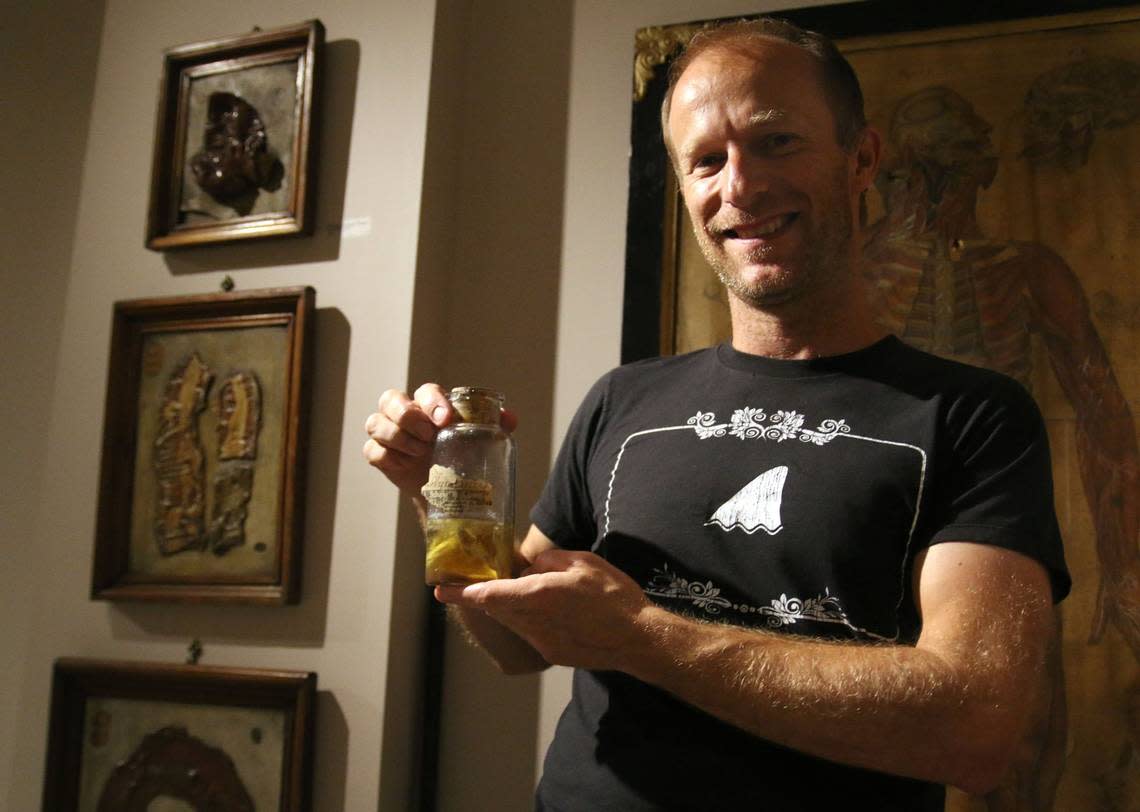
<box><xmin>762</xmin><ymin>133</ymin><xmax>798</xmax><ymax>152</ymax></box>
<box><xmin>693</xmin><ymin>154</ymin><xmax>724</xmax><ymax>169</ymax></box>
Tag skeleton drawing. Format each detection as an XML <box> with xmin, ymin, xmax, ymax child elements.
<box><xmin>863</xmin><ymin>79</ymin><xmax>1140</xmax><ymax>810</ymax></box>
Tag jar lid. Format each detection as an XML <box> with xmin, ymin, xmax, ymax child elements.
<box><xmin>448</xmin><ymin>386</ymin><xmax>503</xmax><ymax>424</ymax></box>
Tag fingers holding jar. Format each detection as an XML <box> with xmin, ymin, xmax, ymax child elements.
<box><xmin>362</xmin><ymin>386</ymin><xmax>450</xmax><ymax>495</ymax></box>
<box><xmin>362</xmin><ymin>383</ymin><xmax>518</xmax><ymax>497</ymax></box>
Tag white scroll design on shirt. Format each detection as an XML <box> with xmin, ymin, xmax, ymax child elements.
<box><xmin>690</xmin><ymin>408</ymin><xmax>852</xmax><ymax>445</ymax></box>
<box><xmin>644</xmin><ymin>564</ymin><xmax>892</xmax><ymax>641</ymax></box>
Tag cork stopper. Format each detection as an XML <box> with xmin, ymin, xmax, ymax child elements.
<box><xmin>448</xmin><ymin>386</ymin><xmax>503</xmax><ymax>425</ymax></box>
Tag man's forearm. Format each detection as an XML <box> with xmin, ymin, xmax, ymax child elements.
<box><xmin>439</xmin><ymin>541</ymin><xmax>1054</xmax><ymax>794</ymax></box>
<box><xmin>621</xmin><ymin>602</ymin><xmax>1040</xmax><ymax>795</ymax></box>
<box><xmin>448</xmin><ymin>605</ymin><xmax>550</xmax><ymax>674</ymax></box>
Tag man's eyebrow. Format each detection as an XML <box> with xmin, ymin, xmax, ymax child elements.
<box><xmin>674</xmin><ymin>109</ymin><xmax>790</xmax><ymax>166</ymax></box>
<box><xmin>748</xmin><ymin>109</ymin><xmax>786</xmax><ymax>126</ymax></box>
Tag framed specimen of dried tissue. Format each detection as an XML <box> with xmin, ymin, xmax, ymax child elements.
<box><xmin>145</xmin><ymin>20</ymin><xmax>323</xmax><ymax>250</ymax></box>
<box><xmin>91</xmin><ymin>287</ymin><xmax>314</xmax><ymax>604</ymax></box>
<box><xmin>42</xmin><ymin>658</ymin><xmax>315</xmax><ymax>811</ymax></box>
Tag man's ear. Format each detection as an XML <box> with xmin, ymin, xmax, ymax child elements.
<box><xmin>851</xmin><ymin>126</ymin><xmax>883</xmax><ymax>194</ymax></box>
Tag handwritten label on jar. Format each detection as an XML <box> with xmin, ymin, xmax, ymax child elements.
<box><xmin>421</xmin><ymin>464</ymin><xmax>493</xmax><ymax>515</ymax></box>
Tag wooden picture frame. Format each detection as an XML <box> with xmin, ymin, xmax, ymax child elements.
<box><xmin>92</xmin><ymin>286</ymin><xmax>315</xmax><ymax>605</ymax></box>
<box><xmin>624</xmin><ymin>3</ymin><xmax>1140</xmax><ymax>809</ymax></box>
<box><xmin>42</xmin><ymin>658</ymin><xmax>316</xmax><ymax>811</ymax></box>
<box><xmin>145</xmin><ymin>20</ymin><xmax>323</xmax><ymax>251</ymax></box>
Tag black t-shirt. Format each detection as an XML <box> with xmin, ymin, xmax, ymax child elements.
<box><xmin>530</xmin><ymin>337</ymin><xmax>1070</xmax><ymax>811</ymax></box>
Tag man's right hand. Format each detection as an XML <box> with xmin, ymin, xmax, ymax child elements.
<box><xmin>362</xmin><ymin>383</ymin><xmax>519</xmax><ymax>498</ymax></box>
<box><xmin>362</xmin><ymin>384</ymin><xmax>455</xmax><ymax>497</ymax></box>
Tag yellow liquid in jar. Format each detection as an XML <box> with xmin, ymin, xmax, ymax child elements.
<box><xmin>425</xmin><ymin>517</ymin><xmax>512</xmax><ymax>584</ymax></box>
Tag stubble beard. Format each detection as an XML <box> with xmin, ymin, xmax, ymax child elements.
<box><xmin>695</xmin><ymin>167</ymin><xmax>854</xmax><ymax>309</ymax></box>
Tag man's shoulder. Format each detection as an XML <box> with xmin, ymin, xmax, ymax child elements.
<box><xmin>884</xmin><ymin>340</ymin><xmax>1040</xmax><ymax>417</ymax></box>
<box><xmin>570</xmin><ymin>346</ymin><xmax>721</xmax><ymax>424</ymax></box>
<box><xmin>590</xmin><ymin>345</ymin><xmax>719</xmax><ymax>391</ymax></box>
<box><xmin>612</xmin><ymin>345</ymin><xmax>718</xmax><ymax>375</ymax></box>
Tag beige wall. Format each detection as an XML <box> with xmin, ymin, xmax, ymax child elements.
<box><xmin>0</xmin><ymin>0</ymin><xmax>108</xmax><ymax>803</ymax></box>
<box><xmin>2</xmin><ymin>1</ymin><xmax>437</xmax><ymax>809</ymax></box>
<box><xmin>2</xmin><ymin>0</ymin><xmax>837</xmax><ymax>809</ymax></box>
<box><xmin>420</xmin><ymin>2</ymin><xmax>571</xmax><ymax>810</ymax></box>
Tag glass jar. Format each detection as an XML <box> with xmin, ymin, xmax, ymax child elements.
<box><xmin>420</xmin><ymin>387</ymin><xmax>516</xmax><ymax>585</ymax></box>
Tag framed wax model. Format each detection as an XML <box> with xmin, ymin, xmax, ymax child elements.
<box><xmin>145</xmin><ymin>20</ymin><xmax>323</xmax><ymax>250</ymax></box>
<box><xmin>92</xmin><ymin>287</ymin><xmax>315</xmax><ymax>604</ymax></box>
<box><xmin>42</xmin><ymin>658</ymin><xmax>315</xmax><ymax>811</ymax></box>
<box><xmin>625</xmin><ymin>2</ymin><xmax>1140</xmax><ymax>810</ymax></box>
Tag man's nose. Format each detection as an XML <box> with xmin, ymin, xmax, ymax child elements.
<box><xmin>722</xmin><ymin>150</ymin><xmax>768</xmax><ymax>208</ymax></box>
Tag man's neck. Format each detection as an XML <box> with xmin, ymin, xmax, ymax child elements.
<box><xmin>726</xmin><ymin>287</ymin><xmax>888</xmax><ymax>360</ymax></box>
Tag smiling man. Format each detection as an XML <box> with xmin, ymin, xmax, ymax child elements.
<box><xmin>662</xmin><ymin>21</ymin><xmax>884</xmax><ymax>358</ymax></box>
<box><xmin>364</xmin><ymin>17</ymin><xmax>1069</xmax><ymax>811</ymax></box>
<box><xmin>669</xmin><ymin>43</ymin><xmax>857</xmax><ymax>308</ymax></box>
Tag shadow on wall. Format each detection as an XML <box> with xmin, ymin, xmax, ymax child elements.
<box><xmin>107</xmin><ymin>306</ymin><xmax>350</xmax><ymax>646</ymax></box>
<box><xmin>1</xmin><ymin>1</ymin><xmax>108</xmax><ymax>809</ymax></box>
<box><xmin>314</xmin><ymin>689</ymin><xmax>348</xmax><ymax>811</ymax></box>
<box><xmin>163</xmin><ymin>38</ymin><xmax>360</xmax><ymax>274</ymax></box>
<box><xmin>380</xmin><ymin>0</ymin><xmax>575</xmax><ymax>810</ymax></box>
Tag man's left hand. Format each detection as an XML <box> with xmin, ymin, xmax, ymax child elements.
<box><xmin>435</xmin><ymin>549</ymin><xmax>652</xmax><ymax>671</ymax></box>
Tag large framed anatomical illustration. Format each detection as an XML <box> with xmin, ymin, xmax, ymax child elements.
<box><xmin>42</xmin><ymin>658</ymin><xmax>315</xmax><ymax>811</ymax></box>
<box><xmin>91</xmin><ymin>287</ymin><xmax>315</xmax><ymax>604</ymax></box>
<box><xmin>623</xmin><ymin>2</ymin><xmax>1140</xmax><ymax>809</ymax></box>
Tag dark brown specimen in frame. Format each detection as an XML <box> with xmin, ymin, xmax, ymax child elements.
<box><xmin>190</xmin><ymin>92</ymin><xmax>284</xmax><ymax>216</ymax></box>
<box><xmin>145</xmin><ymin>21</ymin><xmax>322</xmax><ymax>250</ymax></box>
<box><xmin>96</xmin><ymin>725</ymin><xmax>255</xmax><ymax>812</ymax></box>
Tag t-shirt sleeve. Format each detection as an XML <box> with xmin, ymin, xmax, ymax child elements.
<box><xmin>927</xmin><ymin>375</ymin><xmax>1071</xmax><ymax>602</ymax></box>
<box><xmin>529</xmin><ymin>373</ymin><xmax>610</xmax><ymax>551</ymax></box>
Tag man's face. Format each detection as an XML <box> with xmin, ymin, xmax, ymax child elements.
<box><xmin>667</xmin><ymin>41</ymin><xmax>871</xmax><ymax>309</ymax></box>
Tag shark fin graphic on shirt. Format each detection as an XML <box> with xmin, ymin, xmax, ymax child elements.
<box><xmin>705</xmin><ymin>465</ymin><xmax>788</xmax><ymax>535</ymax></box>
